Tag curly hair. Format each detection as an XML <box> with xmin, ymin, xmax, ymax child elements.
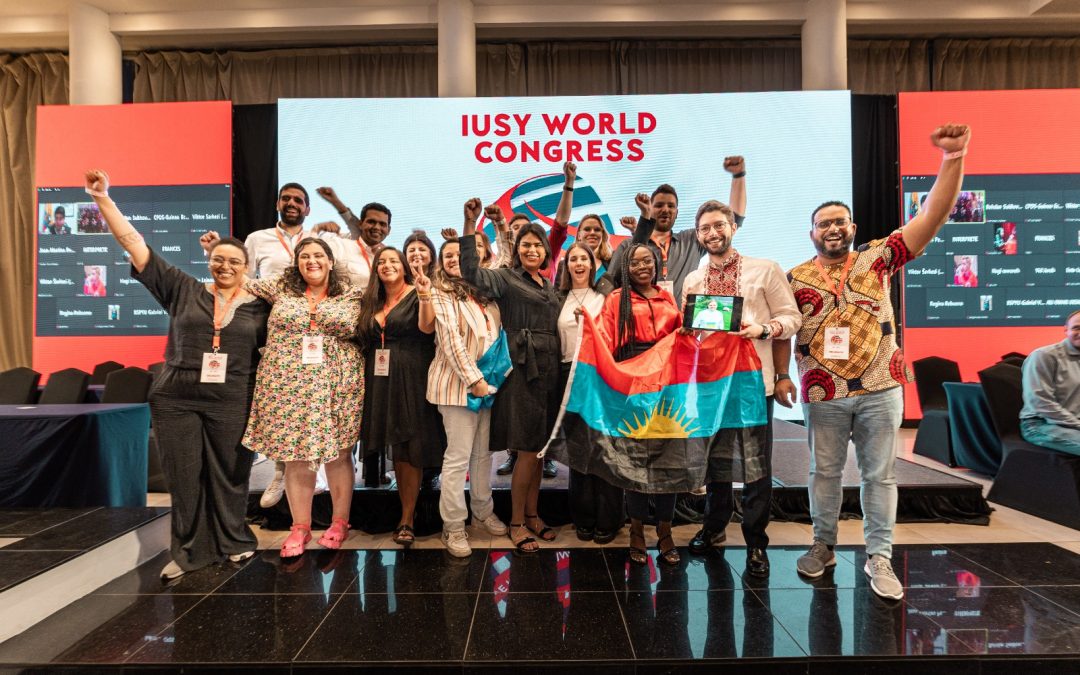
<box><xmin>281</xmin><ymin>237</ymin><xmax>348</xmax><ymax>297</ymax></box>
<box><xmin>356</xmin><ymin>247</ymin><xmax>415</xmax><ymax>348</ymax></box>
<box><xmin>433</xmin><ymin>238</ymin><xmax>491</xmax><ymax>304</ymax></box>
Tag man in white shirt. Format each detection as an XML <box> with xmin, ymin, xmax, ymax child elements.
<box><xmin>681</xmin><ymin>199</ymin><xmax>802</xmax><ymax>577</ymax></box>
<box><xmin>242</xmin><ymin>183</ymin><xmax>310</xmax><ymax>278</ymax></box>
<box><xmin>312</xmin><ymin>187</ymin><xmax>394</xmax><ymax>292</ymax></box>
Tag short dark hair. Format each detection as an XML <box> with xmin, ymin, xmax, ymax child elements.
<box><xmin>508</xmin><ymin>213</ymin><xmax>531</xmax><ymax>227</ymax></box>
<box><xmin>54</xmin><ymin>206</ymin><xmax>66</xmax><ymax>217</ymax></box>
<box><xmin>651</xmin><ymin>184</ymin><xmax>678</xmax><ymax>204</ymax></box>
<box><xmin>359</xmin><ymin>202</ymin><xmax>392</xmax><ymax>227</ymax></box>
<box><xmin>209</xmin><ymin>236</ymin><xmax>249</xmax><ymax>263</ymax></box>
<box><xmin>278</xmin><ymin>182</ymin><xmax>309</xmax><ymax>206</ymax></box>
<box><xmin>694</xmin><ymin>200</ymin><xmax>736</xmax><ymax>229</ymax></box>
<box><xmin>811</xmin><ymin>201</ymin><xmax>852</xmax><ymax>225</ymax></box>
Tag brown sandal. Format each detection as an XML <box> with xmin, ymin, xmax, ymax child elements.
<box><xmin>509</xmin><ymin>523</ymin><xmax>539</xmax><ymax>555</ymax></box>
<box><xmin>629</xmin><ymin>520</ymin><xmax>648</xmax><ymax>565</ymax></box>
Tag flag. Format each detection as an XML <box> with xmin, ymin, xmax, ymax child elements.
<box><xmin>543</xmin><ymin>314</ymin><xmax>769</xmax><ymax>493</ymax></box>
<box><xmin>466</xmin><ymin>329</ymin><xmax>513</xmax><ymax>412</ymax></box>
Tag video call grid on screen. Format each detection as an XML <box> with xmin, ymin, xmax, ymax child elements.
<box><xmin>35</xmin><ymin>184</ymin><xmax>231</xmax><ymax>337</ymax></box>
<box><xmin>901</xmin><ymin>173</ymin><xmax>1080</xmax><ymax>328</ymax></box>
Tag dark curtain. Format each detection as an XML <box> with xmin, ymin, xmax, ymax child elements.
<box><xmin>232</xmin><ymin>104</ymin><xmax>278</xmax><ymax>240</ymax></box>
<box><xmin>850</xmin><ymin>94</ymin><xmax>899</xmax><ymax>245</ymax></box>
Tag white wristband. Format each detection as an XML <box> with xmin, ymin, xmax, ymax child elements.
<box><xmin>942</xmin><ymin>148</ymin><xmax>967</xmax><ymax>160</ymax></box>
<box><xmin>85</xmin><ymin>187</ymin><xmax>109</xmax><ymax>198</ymax></box>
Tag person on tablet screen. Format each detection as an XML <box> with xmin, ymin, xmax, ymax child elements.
<box><xmin>694</xmin><ymin>298</ymin><xmax>729</xmax><ymax>330</ymax></box>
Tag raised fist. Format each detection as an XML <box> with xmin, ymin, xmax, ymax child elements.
<box><xmin>635</xmin><ymin>193</ymin><xmax>652</xmax><ymax>220</ymax></box>
<box><xmin>930</xmin><ymin>124</ymin><xmax>971</xmax><ymax>154</ymax></box>
<box><xmin>723</xmin><ymin>156</ymin><xmax>745</xmax><ymax>175</ymax></box>
<box><xmin>464</xmin><ymin>198</ymin><xmax>482</xmax><ymax>223</ymax></box>
<box><xmin>563</xmin><ymin>161</ymin><xmax>577</xmax><ymax>185</ymax></box>
<box><xmin>483</xmin><ymin>203</ymin><xmax>505</xmax><ymax>224</ymax></box>
<box><xmin>441</xmin><ymin>227</ymin><xmax>458</xmax><ymax>241</ymax></box>
<box><xmin>84</xmin><ymin>169</ymin><xmax>110</xmax><ymax>195</ymax></box>
<box><xmin>619</xmin><ymin>216</ymin><xmax>638</xmax><ymax>233</ymax></box>
<box><xmin>199</xmin><ymin>230</ymin><xmax>221</xmax><ymax>253</ymax></box>
<box><xmin>316</xmin><ymin>186</ymin><xmax>339</xmax><ymax>202</ymax></box>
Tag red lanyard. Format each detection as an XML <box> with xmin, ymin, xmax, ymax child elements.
<box><xmin>652</xmin><ymin>235</ymin><xmax>671</xmax><ymax>278</ymax></box>
<box><xmin>276</xmin><ymin>228</ymin><xmax>301</xmax><ymax>258</ymax></box>
<box><xmin>357</xmin><ymin>240</ymin><xmax>371</xmax><ymax>270</ymax></box>
<box><xmin>305</xmin><ymin>286</ymin><xmax>328</xmax><ymax>332</ymax></box>
<box><xmin>211</xmin><ymin>286</ymin><xmax>241</xmax><ymax>351</ymax></box>
<box><xmin>813</xmin><ymin>253</ymin><xmax>855</xmax><ymax>321</ymax></box>
<box><xmin>377</xmin><ymin>286</ymin><xmax>409</xmax><ymax>348</ymax></box>
<box><xmin>469</xmin><ymin>295</ymin><xmax>492</xmax><ymax>332</ymax></box>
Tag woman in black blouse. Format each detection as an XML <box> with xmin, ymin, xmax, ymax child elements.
<box><xmin>459</xmin><ymin>198</ymin><xmax>562</xmax><ymax>554</ymax></box>
<box><xmin>84</xmin><ymin>170</ymin><xmax>269</xmax><ymax>580</ymax></box>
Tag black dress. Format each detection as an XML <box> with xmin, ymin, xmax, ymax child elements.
<box><xmin>459</xmin><ymin>234</ymin><xmax>562</xmax><ymax>453</ymax></box>
<box><xmin>360</xmin><ymin>290</ymin><xmax>445</xmax><ymax>468</ymax></box>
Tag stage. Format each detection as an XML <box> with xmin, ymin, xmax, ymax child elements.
<box><xmin>248</xmin><ymin>420</ymin><xmax>992</xmax><ymax>533</ymax></box>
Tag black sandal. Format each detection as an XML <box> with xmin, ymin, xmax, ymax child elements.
<box><xmin>524</xmin><ymin>514</ymin><xmax>556</xmax><ymax>542</ymax></box>
<box><xmin>656</xmin><ymin>532</ymin><xmax>681</xmax><ymax>566</ymax></box>
<box><xmin>629</xmin><ymin>521</ymin><xmax>648</xmax><ymax>565</ymax></box>
<box><xmin>509</xmin><ymin>523</ymin><xmax>539</xmax><ymax>555</ymax></box>
<box><xmin>392</xmin><ymin>523</ymin><xmax>415</xmax><ymax>547</ymax></box>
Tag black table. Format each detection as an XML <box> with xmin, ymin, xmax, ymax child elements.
<box><xmin>0</xmin><ymin>403</ymin><xmax>150</xmax><ymax>507</ymax></box>
<box><xmin>944</xmin><ymin>382</ymin><xmax>1002</xmax><ymax>477</ymax></box>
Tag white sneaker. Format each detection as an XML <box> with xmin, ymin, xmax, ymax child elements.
<box><xmin>228</xmin><ymin>551</ymin><xmax>255</xmax><ymax>563</ymax></box>
<box><xmin>160</xmin><ymin>560</ymin><xmax>185</xmax><ymax>580</ymax></box>
<box><xmin>476</xmin><ymin>513</ymin><xmax>508</xmax><ymax>536</ymax></box>
<box><xmin>443</xmin><ymin>529</ymin><xmax>472</xmax><ymax>558</ymax></box>
<box><xmin>260</xmin><ymin>471</ymin><xmax>286</xmax><ymax>508</ymax></box>
<box><xmin>864</xmin><ymin>554</ymin><xmax>904</xmax><ymax>600</ymax></box>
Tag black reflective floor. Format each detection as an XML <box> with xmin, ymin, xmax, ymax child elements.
<box><xmin>3</xmin><ymin>543</ymin><xmax>1080</xmax><ymax>673</ymax></box>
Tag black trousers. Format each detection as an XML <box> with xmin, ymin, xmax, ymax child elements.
<box><xmin>626</xmin><ymin>491</ymin><xmax>678</xmax><ymax>522</ymax></box>
<box><xmin>152</xmin><ymin>391</ymin><xmax>257</xmax><ymax>571</ymax></box>
<box><xmin>703</xmin><ymin>397</ymin><xmax>775</xmax><ymax>549</ymax></box>
<box><xmin>569</xmin><ymin>469</ymin><xmax>624</xmax><ymax>533</ymax></box>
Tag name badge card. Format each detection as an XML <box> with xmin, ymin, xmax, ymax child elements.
<box><xmin>823</xmin><ymin>326</ymin><xmax>850</xmax><ymax>361</ymax></box>
<box><xmin>658</xmin><ymin>280</ymin><xmax>675</xmax><ymax>296</ymax></box>
<box><xmin>200</xmin><ymin>353</ymin><xmax>228</xmax><ymax>383</ymax></box>
<box><xmin>374</xmin><ymin>348</ymin><xmax>390</xmax><ymax>376</ymax></box>
<box><xmin>302</xmin><ymin>335</ymin><xmax>325</xmax><ymax>365</ymax></box>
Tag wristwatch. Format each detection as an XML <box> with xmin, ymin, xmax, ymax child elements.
<box><xmin>758</xmin><ymin>324</ymin><xmax>771</xmax><ymax>340</ymax></box>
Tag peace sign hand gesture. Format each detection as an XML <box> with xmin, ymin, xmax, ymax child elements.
<box><xmin>412</xmin><ymin>262</ymin><xmax>431</xmax><ymax>295</ymax></box>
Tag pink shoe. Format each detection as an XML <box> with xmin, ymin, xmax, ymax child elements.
<box><xmin>317</xmin><ymin>518</ymin><xmax>351</xmax><ymax>550</ymax></box>
<box><xmin>280</xmin><ymin>523</ymin><xmax>311</xmax><ymax>558</ymax></box>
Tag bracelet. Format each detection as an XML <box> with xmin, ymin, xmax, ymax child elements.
<box><xmin>417</xmin><ymin>292</ymin><xmax>431</xmax><ymax>299</ymax></box>
<box><xmin>943</xmin><ymin>148</ymin><xmax>967</xmax><ymax>160</ymax></box>
<box><xmin>563</xmin><ymin>185</ymin><xmax>574</xmax><ymax>192</ymax></box>
<box><xmin>732</xmin><ymin>171</ymin><xmax>746</xmax><ymax>179</ymax></box>
<box><xmin>775</xmin><ymin>373</ymin><xmax>791</xmax><ymax>382</ymax></box>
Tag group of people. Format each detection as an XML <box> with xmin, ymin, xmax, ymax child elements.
<box><xmin>86</xmin><ymin>122</ymin><xmax>976</xmax><ymax>602</ymax></box>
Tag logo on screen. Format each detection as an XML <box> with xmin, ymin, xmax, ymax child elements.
<box><xmin>482</xmin><ymin>172</ymin><xmax>622</xmax><ymax>252</ymax></box>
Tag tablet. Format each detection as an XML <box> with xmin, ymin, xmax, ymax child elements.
<box><xmin>683</xmin><ymin>294</ymin><xmax>743</xmax><ymax>332</ymax></box>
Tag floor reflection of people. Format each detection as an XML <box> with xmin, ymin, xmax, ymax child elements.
<box><xmin>622</xmin><ymin>556</ymin><xmax>692</xmax><ymax>658</ymax></box>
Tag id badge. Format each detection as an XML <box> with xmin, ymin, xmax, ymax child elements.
<box><xmin>823</xmin><ymin>326</ymin><xmax>850</xmax><ymax>361</ymax></box>
<box><xmin>658</xmin><ymin>280</ymin><xmax>675</xmax><ymax>296</ymax></box>
<box><xmin>373</xmin><ymin>348</ymin><xmax>390</xmax><ymax>376</ymax></box>
<box><xmin>200</xmin><ymin>352</ymin><xmax>228</xmax><ymax>383</ymax></box>
<box><xmin>302</xmin><ymin>335</ymin><xmax>325</xmax><ymax>365</ymax></box>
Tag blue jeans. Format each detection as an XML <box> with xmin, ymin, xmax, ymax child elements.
<box><xmin>804</xmin><ymin>387</ymin><xmax>903</xmax><ymax>559</ymax></box>
<box><xmin>1021</xmin><ymin>418</ymin><xmax>1080</xmax><ymax>456</ymax></box>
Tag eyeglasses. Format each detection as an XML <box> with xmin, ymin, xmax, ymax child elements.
<box><xmin>813</xmin><ymin>217</ymin><xmax>850</xmax><ymax>231</ymax></box>
<box><xmin>210</xmin><ymin>256</ymin><xmax>245</xmax><ymax>268</ymax></box>
<box><xmin>628</xmin><ymin>258</ymin><xmax>655</xmax><ymax>270</ymax></box>
<box><xmin>697</xmin><ymin>221</ymin><xmax>731</xmax><ymax>234</ymax></box>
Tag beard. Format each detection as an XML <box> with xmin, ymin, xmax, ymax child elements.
<box><xmin>814</xmin><ymin>232</ymin><xmax>853</xmax><ymax>257</ymax></box>
<box><xmin>705</xmin><ymin>236</ymin><xmax>731</xmax><ymax>257</ymax></box>
<box><xmin>280</xmin><ymin>208</ymin><xmax>305</xmax><ymax>227</ymax></box>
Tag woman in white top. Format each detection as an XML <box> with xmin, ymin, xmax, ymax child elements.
<box><xmin>555</xmin><ymin>242</ymin><xmax>622</xmax><ymax>543</ymax></box>
<box><xmin>427</xmin><ymin>236</ymin><xmax>510</xmax><ymax>557</ymax></box>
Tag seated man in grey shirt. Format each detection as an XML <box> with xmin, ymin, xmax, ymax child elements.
<box><xmin>1020</xmin><ymin>309</ymin><xmax>1080</xmax><ymax>455</ymax></box>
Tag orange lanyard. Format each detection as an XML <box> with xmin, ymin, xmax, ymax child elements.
<box><xmin>211</xmin><ymin>286</ymin><xmax>241</xmax><ymax>351</ymax></box>
<box><xmin>357</xmin><ymin>240</ymin><xmax>371</xmax><ymax>270</ymax></box>
<box><xmin>652</xmin><ymin>235</ymin><xmax>671</xmax><ymax>278</ymax></box>
<box><xmin>469</xmin><ymin>295</ymin><xmax>492</xmax><ymax>332</ymax></box>
<box><xmin>305</xmin><ymin>286</ymin><xmax>328</xmax><ymax>332</ymax></box>
<box><xmin>813</xmin><ymin>253</ymin><xmax>855</xmax><ymax>321</ymax></box>
<box><xmin>377</xmin><ymin>286</ymin><xmax>409</xmax><ymax>348</ymax></box>
<box><xmin>276</xmin><ymin>228</ymin><xmax>301</xmax><ymax>258</ymax></box>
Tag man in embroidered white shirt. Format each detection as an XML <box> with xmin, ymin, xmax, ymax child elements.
<box><xmin>680</xmin><ymin>199</ymin><xmax>802</xmax><ymax>577</ymax></box>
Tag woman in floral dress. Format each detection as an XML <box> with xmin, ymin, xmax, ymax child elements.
<box><xmin>244</xmin><ymin>237</ymin><xmax>365</xmax><ymax>557</ymax></box>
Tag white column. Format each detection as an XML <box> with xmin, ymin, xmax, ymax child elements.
<box><xmin>801</xmin><ymin>0</ymin><xmax>847</xmax><ymax>91</ymax></box>
<box><xmin>438</xmin><ymin>0</ymin><xmax>476</xmax><ymax>97</ymax></box>
<box><xmin>69</xmin><ymin>2</ymin><xmax>122</xmax><ymax>104</ymax></box>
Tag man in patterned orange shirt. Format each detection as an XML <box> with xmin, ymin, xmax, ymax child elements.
<box><xmin>783</xmin><ymin>124</ymin><xmax>971</xmax><ymax>601</ymax></box>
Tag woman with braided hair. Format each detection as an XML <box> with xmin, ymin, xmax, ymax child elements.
<box><xmin>597</xmin><ymin>205</ymin><xmax>683</xmax><ymax>566</ymax></box>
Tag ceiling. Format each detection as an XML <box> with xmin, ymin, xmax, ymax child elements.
<box><xmin>2</xmin><ymin>0</ymin><xmax>1079</xmax><ymax>52</ymax></box>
